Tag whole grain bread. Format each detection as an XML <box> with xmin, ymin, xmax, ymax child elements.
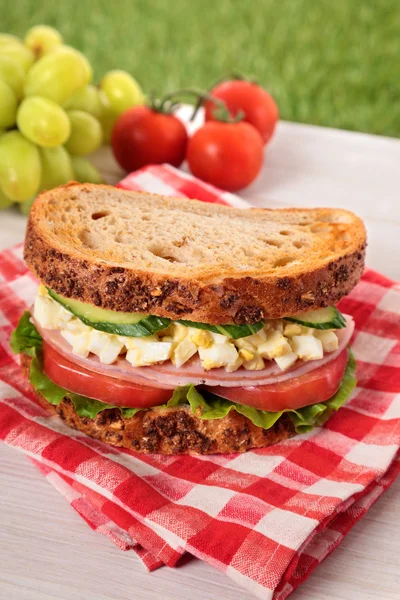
<box><xmin>20</xmin><ymin>354</ymin><xmax>295</xmax><ymax>454</ymax></box>
<box><xmin>25</xmin><ymin>183</ymin><xmax>366</xmax><ymax>324</ymax></box>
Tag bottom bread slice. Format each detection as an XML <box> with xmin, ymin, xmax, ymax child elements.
<box><xmin>21</xmin><ymin>354</ymin><xmax>296</xmax><ymax>454</ymax></box>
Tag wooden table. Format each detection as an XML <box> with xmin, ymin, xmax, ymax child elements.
<box><xmin>1</xmin><ymin>115</ymin><xmax>399</xmax><ymax>600</ymax></box>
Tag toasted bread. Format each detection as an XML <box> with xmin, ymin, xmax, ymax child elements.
<box><xmin>25</xmin><ymin>183</ymin><xmax>366</xmax><ymax>324</ymax></box>
<box><xmin>21</xmin><ymin>354</ymin><xmax>295</xmax><ymax>454</ymax></box>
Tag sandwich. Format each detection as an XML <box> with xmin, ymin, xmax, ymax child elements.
<box><xmin>11</xmin><ymin>183</ymin><xmax>366</xmax><ymax>454</ymax></box>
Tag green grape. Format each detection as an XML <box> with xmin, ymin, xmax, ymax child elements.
<box><xmin>0</xmin><ymin>55</ymin><xmax>25</xmax><ymax>99</ymax></box>
<box><xmin>0</xmin><ymin>131</ymin><xmax>41</xmax><ymax>202</ymax></box>
<box><xmin>0</xmin><ymin>42</ymin><xmax>35</xmax><ymax>71</ymax></box>
<box><xmin>17</xmin><ymin>96</ymin><xmax>71</xmax><ymax>148</ymax></box>
<box><xmin>0</xmin><ymin>185</ymin><xmax>13</xmax><ymax>209</ymax></box>
<box><xmin>24</xmin><ymin>47</ymin><xmax>90</xmax><ymax>104</ymax></box>
<box><xmin>99</xmin><ymin>91</ymin><xmax>119</xmax><ymax>144</ymax></box>
<box><xmin>65</xmin><ymin>110</ymin><xmax>103</xmax><ymax>156</ymax></box>
<box><xmin>24</xmin><ymin>25</ymin><xmax>63</xmax><ymax>58</ymax></box>
<box><xmin>19</xmin><ymin>196</ymin><xmax>35</xmax><ymax>215</ymax></box>
<box><xmin>71</xmin><ymin>156</ymin><xmax>103</xmax><ymax>184</ymax></box>
<box><xmin>0</xmin><ymin>34</ymin><xmax>21</xmax><ymax>47</ymax></box>
<box><xmin>51</xmin><ymin>46</ymin><xmax>93</xmax><ymax>84</ymax></box>
<box><xmin>0</xmin><ymin>79</ymin><xmax>18</xmax><ymax>128</ymax></box>
<box><xmin>39</xmin><ymin>146</ymin><xmax>74</xmax><ymax>190</ymax></box>
<box><xmin>64</xmin><ymin>84</ymin><xmax>103</xmax><ymax>119</ymax></box>
<box><xmin>100</xmin><ymin>69</ymin><xmax>144</xmax><ymax>115</ymax></box>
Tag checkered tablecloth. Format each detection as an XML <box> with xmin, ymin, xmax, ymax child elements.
<box><xmin>0</xmin><ymin>165</ymin><xmax>399</xmax><ymax>599</ymax></box>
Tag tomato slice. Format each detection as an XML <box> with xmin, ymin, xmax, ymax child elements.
<box><xmin>43</xmin><ymin>341</ymin><xmax>349</xmax><ymax>414</ymax></box>
<box><xmin>42</xmin><ymin>342</ymin><xmax>173</xmax><ymax>408</ymax></box>
<box><xmin>205</xmin><ymin>348</ymin><xmax>349</xmax><ymax>412</ymax></box>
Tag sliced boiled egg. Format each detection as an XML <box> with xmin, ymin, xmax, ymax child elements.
<box><xmin>33</xmin><ymin>287</ymin><xmax>341</xmax><ymax>373</ymax></box>
<box><xmin>198</xmin><ymin>342</ymin><xmax>239</xmax><ymax>370</ymax></box>
<box><xmin>314</xmin><ymin>330</ymin><xmax>339</xmax><ymax>352</ymax></box>
<box><xmin>290</xmin><ymin>335</ymin><xmax>323</xmax><ymax>361</ymax></box>
<box><xmin>258</xmin><ymin>330</ymin><xmax>292</xmax><ymax>359</ymax></box>
<box><xmin>125</xmin><ymin>336</ymin><xmax>173</xmax><ymax>367</ymax></box>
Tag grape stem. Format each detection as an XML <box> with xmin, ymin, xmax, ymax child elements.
<box><xmin>151</xmin><ymin>88</ymin><xmax>244</xmax><ymax>123</ymax></box>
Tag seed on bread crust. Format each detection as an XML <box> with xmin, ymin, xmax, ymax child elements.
<box><xmin>24</xmin><ymin>183</ymin><xmax>366</xmax><ymax>324</ymax></box>
<box><xmin>20</xmin><ymin>354</ymin><xmax>296</xmax><ymax>454</ymax></box>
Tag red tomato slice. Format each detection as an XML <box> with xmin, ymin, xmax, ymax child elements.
<box><xmin>42</xmin><ymin>342</ymin><xmax>173</xmax><ymax>408</ymax></box>
<box><xmin>43</xmin><ymin>341</ymin><xmax>349</xmax><ymax>414</ymax></box>
<box><xmin>205</xmin><ymin>348</ymin><xmax>349</xmax><ymax>412</ymax></box>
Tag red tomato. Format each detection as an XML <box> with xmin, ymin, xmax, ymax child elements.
<box><xmin>206</xmin><ymin>349</ymin><xmax>349</xmax><ymax>412</ymax></box>
<box><xmin>204</xmin><ymin>80</ymin><xmax>279</xmax><ymax>144</ymax></box>
<box><xmin>42</xmin><ymin>341</ymin><xmax>348</xmax><ymax>414</ymax></box>
<box><xmin>111</xmin><ymin>106</ymin><xmax>188</xmax><ymax>172</ymax></box>
<box><xmin>186</xmin><ymin>121</ymin><xmax>264</xmax><ymax>191</ymax></box>
<box><xmin>42</xmin><ymin>342</ymin><xmax>173</xmax><ymax>408</ymax></box>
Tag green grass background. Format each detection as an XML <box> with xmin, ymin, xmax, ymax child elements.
<box><xmin>1</xmin><ymin>0</ymin><xmax>399</xmax><ymax>137</ymax></box>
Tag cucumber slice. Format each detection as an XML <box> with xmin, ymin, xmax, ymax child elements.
<box><xmin>78</xmin><ymin>315</ymin><xmax>171</xmax><ymax>337</ymax></box>
<box><xmin>177</xmin><ymin>320</ymin><xmax>264</xmax><ymax>339</ymax></box>
<box><xmin>284</xmin><ymin>306</ymin><xmax>346</xmax><ymax>330</ymax></box>
<box><xmin>47</xmin><ymin>288</ymin><xmax>171</xmax><ymax>337</ymax></box>
<box><xmin>48</xmin><ymin>288</ymin><xmax>264</xmax><ymax>339</ymax></box>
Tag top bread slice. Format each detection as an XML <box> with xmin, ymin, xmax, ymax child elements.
<box><xmin>24</xmin><ymin>183</ymin><xmax>366</xmax><ymax>324</ymax></box>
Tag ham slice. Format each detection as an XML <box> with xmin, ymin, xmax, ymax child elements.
<box><xmin>34</xmin><ymin>315</ymin><xmax>354</xmax><ymax>389</ymax></box>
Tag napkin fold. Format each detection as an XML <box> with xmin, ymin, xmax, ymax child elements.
<box><xmin>0</xmin><ymin>165</ymin><xmax>399</xmax><ymax>600</ymax></box>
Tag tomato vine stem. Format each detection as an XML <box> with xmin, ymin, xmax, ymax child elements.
<box><xmin>190</xmin><ymin>72</ymin><xmax>257</xmax><ymax>122</ymax></box>
<box><xmin>151</xmin><ymin>88</ymin><xmax>244</xmax><ymax>123</ymax></box>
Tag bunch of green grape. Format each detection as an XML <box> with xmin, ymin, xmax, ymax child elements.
<box><xmin>0</xmin><ymin>25</ymin><xmax>145</xmax><ymax>214</ymax></box>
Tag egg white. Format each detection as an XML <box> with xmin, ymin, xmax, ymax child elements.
<box><xmin>33</xmin><ymin>287</ymin><xmax>339</xmax><ymax>373</ymax></box>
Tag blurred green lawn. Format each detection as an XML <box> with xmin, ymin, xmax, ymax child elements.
<box><xmin>1</xmin><ymin>0</ymin><xmax>399</xmax><ymax>137</ymax></box>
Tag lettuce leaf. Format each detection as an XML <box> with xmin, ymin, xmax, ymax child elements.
<box><xmin>166</xmin><ymin>350</ymin><xmax>356</xmax><ymax>434</ymax></box>
<box><xmin>30</xmin><ymin>355</ymin><xmax>66</xmax><ymax>405</ymax></box>
<box><xmin>168</xmin><ymin>386</ymin><xmax>285</xmax><ymax>429</ymax></box>
<box><xmin>11</xmin><ymin>312</ymin><xmax>357</xmax><ymax>432</ymax></box>
<box><xmin>11</xmin><ymin>312</ymin><xmax>144</xmax><ymax>419</ymax></box>
<box><xmin>287</xmin><ymin>349</ymin><xmax>356</xmax><ymax>432</ymax></box>
<box><xmin>29</xmin><ymin>360</ymin><xmax>138</xmax><ymax>419</ymax></box>
<box><xmin>29</xmin><ymin>353</ymin><xmax>117</xmax><ymax>417</ymax></box>
<box><xmin>68</xmin><ymin>394</ymin><xmax>116</xmax><ymax>417</ymax></box>
<box><xmin>10</xmin><ymin>311</ymin><xmax>42</xmax><ymax>357</ymax></box>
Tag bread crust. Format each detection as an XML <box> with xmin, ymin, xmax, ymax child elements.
<box><xmin>24</xmin><ymin>183</ymin><xmax>366</xmax><ymax>324</ymax></box>
<box><xmin>21</xmin><ymin>354</ymin><xmax>295</xmax><ymax>454</ymax></box>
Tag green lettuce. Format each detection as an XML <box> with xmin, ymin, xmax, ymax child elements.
<box><xmin>11</xmin><ymin>311</ymin><xmax>142</xmax><ymax>419</ymax></box>
<box><xmin>288</xmin><ymin>350</ymin><xmax>356</xmax><ymax>432</ymax></box>
<box><xmin>167</xmin><ymin>385</ymin><xmax>285</xmax><ymax>429</ymax></box>
<box><xmin>167</xmin><ymin>350</ymin><xmax>356</xmax><ymax>434</ymax></box>
<box><xmin>30</xmin><ymin>355</ymin><xmax>140</xmax><ymax>419</ymax></box>
<box><xmin>10</xmin><ymin>311</ymin><xmax>42</xmax><ymax>357</ymax></box>
<box><xmin>11</xmin><ymin>312</ymin><xmax>357</xmax><ymax>433</ymax></box>
<box><xmin>30</xmin><ymin>355</ymin><xmax>66</xmax><ymax>405</ymax></box>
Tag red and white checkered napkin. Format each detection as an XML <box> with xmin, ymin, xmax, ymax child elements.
<box><xmin>0</xmin><ymin>165</ymin><xmax>399</xmax><ymax>600</ymax></box>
